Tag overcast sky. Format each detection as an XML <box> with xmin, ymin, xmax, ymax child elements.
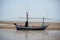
<box><xmin>0</xmin><ymin>0</ymin><xmax>60</xmax><ymax>22</ymax></box>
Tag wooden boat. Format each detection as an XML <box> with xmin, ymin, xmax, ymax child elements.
<box><xmin>14</xmin><ymin>12</ymin><xmax>49</xmax><ymax>30</ymax></box>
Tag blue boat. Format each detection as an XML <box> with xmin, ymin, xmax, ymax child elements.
<box><xmin>14</xmin><ymin>12</ymin><xmax>49</xmax><ymax>30</ymax></box>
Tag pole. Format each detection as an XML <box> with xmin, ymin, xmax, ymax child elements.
<box><xmin>42</xmin><ymin>17</ymin><xmax>44</xmax><ymax>27</ymax></box>
<box><xmin>25</xmin><ymin>12</ymin><xmax>28</xmax><ymax>27</ymax></box>
<box><xmin>26</xmin><ymin>12</ymin><xmax>28</xmax><ymax>21</ymax></box>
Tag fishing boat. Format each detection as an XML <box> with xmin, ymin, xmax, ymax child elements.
<box><xmin>14</xmin><ymin>12</ymin><xmax>49</xmax><ymax>30</ymax></box>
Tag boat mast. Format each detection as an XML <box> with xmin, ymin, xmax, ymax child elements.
<box><xmin>25</xmin><ymin>0</ymin><xmax>29</xmax><ymax>27</ymax></box>
<box><xmin>25</xmin><ymin>12</ymin><xmax>28</xmax><ymax>27</ymax></box>
<box><xmin>42</xmin><ymin>17</ymin><xmax>45</xmax><ymax>27</ymax></box>
<box><xmin>26</xmin><ymin>12</ymin><xmax>28</xmax><ymax>22</ymax></box>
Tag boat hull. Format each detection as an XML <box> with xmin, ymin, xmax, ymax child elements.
<box><xmin>16</xmin><ymin>25</ymin><xmax>48</xmax><ymax>30</ymax></box>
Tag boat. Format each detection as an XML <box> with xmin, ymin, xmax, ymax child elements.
<box><xmin>14</xmin><ymin>12</ymin><xmax>49</xmax><ymax>30</ymax></box>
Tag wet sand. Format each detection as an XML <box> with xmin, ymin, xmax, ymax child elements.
<box><xmin>0</xmin><ymin>28</ymin><xmax>60</xmax><ymax>40</ymax></box>
<box><xmin>0</xmin><ymin>22</ymin><xmax>60</xmax><ymax>30</ymax></box>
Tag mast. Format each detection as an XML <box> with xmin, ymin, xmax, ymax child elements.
<box><xmin>26</xmin><ymin>12</ymin><xmax>28</xmax><ymax>22</ymax></box>
<box><xmin>42</xmin><ymin>17</ymin><xmax>45</xmax><ymax>27</ymax></box>
<box><xmin>25</xmin><ymin>12</ymin><xmax>28</xmax><ymax>27</ymax></box>
<box><xmin>25</xmin><ymin>0</ymin><xmax>29</xmax><ymax>27</ymax></box>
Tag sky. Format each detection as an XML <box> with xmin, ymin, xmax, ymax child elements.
<box><xmin>0</xmin><ymin>0</ymin><xmax>60</xmax><ymax>22</ymax></box>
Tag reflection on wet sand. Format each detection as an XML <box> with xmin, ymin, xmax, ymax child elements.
<box><xmin>0</xmin><ymin>28</ymin><xmax>60</xmax><ymax>40</ymax></box>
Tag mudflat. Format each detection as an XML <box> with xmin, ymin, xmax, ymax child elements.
<box><xmin>0</xmin><ymin>29</ymin><xmax>60</xmax><ymax>40</ymax></box>
<box><xmin>0</xmin><ymin>21</ymin><xmax>60</xmax><ymax>30</ymax></box>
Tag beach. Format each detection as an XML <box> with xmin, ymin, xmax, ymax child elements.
<box><xmin>0</xmin><ymin>28</ymin><xmax>60</xmax><ymax>40</ymax></box>
<box><xmin>0</xmin><ymin>21</ymin><xmax>60</xmax><ymax>40</ymax></box>
<box><xmin>0</xmin><ymin>21</ymin><xmax>60</xmax><ymax>30</ymax></box>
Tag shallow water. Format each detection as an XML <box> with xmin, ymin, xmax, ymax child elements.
<box><xmin>0</xmin><ymin>28</ymin><xmax>60</xmax><ymax>40</ymax></box>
